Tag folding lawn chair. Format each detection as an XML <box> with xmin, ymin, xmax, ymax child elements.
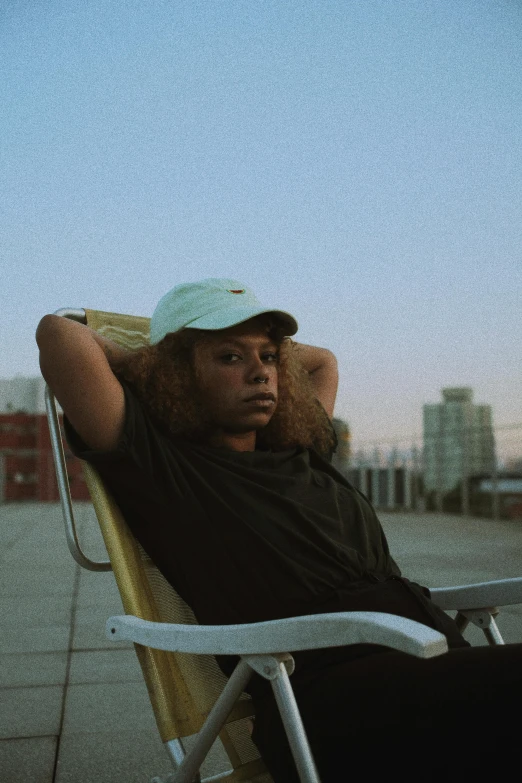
<box><xmin>44</xmin><ymin>307</ymin><xmax>522</xmax><ymax>783</ymax></box>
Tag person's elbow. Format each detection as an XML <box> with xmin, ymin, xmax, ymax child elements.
<box><xmin>36</xmin><ymin>314</ymin><xmax>51</xmax><ymax>341</ymax></box>
<box><xmin>36</xmin><ymin>314</ymin><xmax>64</xmax><ymax>351</ymax></box>
<box><xmin>37</xmin><ymin>315</ymin><xmax>58</xmax><ymax>377</ymax></box>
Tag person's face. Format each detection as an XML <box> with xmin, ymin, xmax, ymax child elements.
<box><xmin>193</xmin><ymin>317</ymin><xmax>279</xmax><ymax>444</ymax></box>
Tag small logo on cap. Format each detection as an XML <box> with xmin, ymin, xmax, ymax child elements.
<box><xmin>227</xmin><ymin>289</ymin><xmax>245</xmax><ymax>294</ymax></box>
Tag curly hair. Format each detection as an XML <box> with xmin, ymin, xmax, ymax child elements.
<box><xmin>116</xmin><ymin>319</ymin><xmax>336</xmax><ymax>457</ymax></box>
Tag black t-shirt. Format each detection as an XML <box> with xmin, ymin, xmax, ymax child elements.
<box><xmin>64</xmin><ymin>380</ymin><xmax>401</xmax><ymax>629</ymax></box>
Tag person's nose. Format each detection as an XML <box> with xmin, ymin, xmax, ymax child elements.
<box><xmin>248</xmin><ymin>354</ymin><xmax>271</xmax><ymax>384</ymax></box>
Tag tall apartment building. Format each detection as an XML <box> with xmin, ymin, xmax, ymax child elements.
<box><xmin>423</xmin><ymin>387</ymin><xmax>495</xmax><ymax>493</ymax></box>
<box><xmin>0</xmin><ymin>377</ymin><xmax>88</xmax><ymax>502</ymax></box>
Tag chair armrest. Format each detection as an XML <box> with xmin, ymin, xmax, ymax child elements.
<box><xmin>430</xmin><ymin>577</ymin><xmax>522</xmax><ymax>610</ymax></box>
<box><xmin>106</xmin><ymin>610</ymin><xmax>448</xmax><ymax>660</ymax></box>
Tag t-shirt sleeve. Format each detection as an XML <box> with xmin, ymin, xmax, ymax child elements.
<box><xmin>63</xmin><ymin>379</ymin><xmax>187</xmax><ymax>502</ymax></box>
<box><xmin>63</xmin><ymin>380</ymin><xmax>150</xmax><ymax>467</ymax></box>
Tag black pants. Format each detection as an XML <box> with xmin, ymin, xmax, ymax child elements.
<box><xmin>248</xmin><ymin>578</ymin><xmax>522</xmax><ymax>781</ymax></box>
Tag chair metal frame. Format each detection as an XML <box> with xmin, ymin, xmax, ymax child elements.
<box><xmin>44</xmin><ymin>307</ymin><xmax>522</xmax><ymax>783</ymax></box>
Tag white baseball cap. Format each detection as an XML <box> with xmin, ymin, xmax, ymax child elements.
<box><xmin>150</xmin><ymin>278</ymin><xmax>299</xmax><ymax>345</ymax></box>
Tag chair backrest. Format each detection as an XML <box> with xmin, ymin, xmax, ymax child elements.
<box><xmin>74</xmin><ymin>309</ymin><xmax>271</xmax><ymax>781</ymax></box>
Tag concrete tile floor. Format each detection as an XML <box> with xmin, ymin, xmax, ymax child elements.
<box><xmin>0</xmin><ymin>685</ymin><xmax>64</xmax><ymax>739</ymax></box>
<box><xmin>1</xmin><ymin>501</ymin><xmax>521</xmax><ymax>782</ymax></box>
<box><xmin>0</xmin><ymin>652</ymin><xmax>68</xmax><ymax>689</ymax></box>
<box><xmin>0</xmin><ymin>503</ymin><xmax>233</xmax><ymax>783</ymax></box>
<box><xmin>1</xmin><ymin>737</ymin><xmax>57</xmax><ymax>783</ymax></box>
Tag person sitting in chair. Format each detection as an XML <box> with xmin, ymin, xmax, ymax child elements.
<box><xmin>36</xmin><ymin>278</ymin><xmax>522</xmax><ymax>781</ymax></box>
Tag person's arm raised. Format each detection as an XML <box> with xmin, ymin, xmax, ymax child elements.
<box><xmin>286</xmin><ymin>339</ymin><xmax>338</xmax><ymax>419</ymax></box>
<box><xmin>36</xmin><ymin>314</ymin><xmax>129</xmax><ymax>452</ymax></box>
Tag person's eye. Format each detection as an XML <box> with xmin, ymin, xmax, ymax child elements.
<box><xmin>221</xmin><ymin>353</ymin><xmax>241</xmax><ymax>362</ymax></box>
<box><xmin>264</xmin><ymin>353</ymin><xmax>279</xmax><ymax>362</ymax></box>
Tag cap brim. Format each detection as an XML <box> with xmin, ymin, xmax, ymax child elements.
<box><xmin>184</xmin><ymin>306</ymin><xmax>298</xmax><ymax>336</ymax></box>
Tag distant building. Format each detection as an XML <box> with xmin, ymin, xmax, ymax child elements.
<box><xmin>505</xmin><ymin>456</ymin><xmax>522</xmax><ymax>474</ymax></box>
<box><xmin>0</xmin><ymin>376</ymin><xmax>47</xmax><ymax>414</ymax></box>
<box><xmin>0</xmin><ymin>377</ymin><xmax>88</xmax><ymax>502</ymax></box>
<box><xmin>461</xmin><ymin>473</ymin><xmax>522</xmax><ymax>520</ymax></box>
<box><xmin>331</xmin><ymin>417</ymin><xmax>351</xmax><ymax>474</ymax></box>
<box><xmin>423</xmin><ymin>387</ymin><xmax>495</xmax><ymax>494</ymax></box>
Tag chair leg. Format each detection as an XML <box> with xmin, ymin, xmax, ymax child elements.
<box><xmin>483</xmin><ymin>615</ymin><xmax>505</xmax><ymax>646</ymax></box>
<box><xmin>454</xmin><ymin>611</ymin><xmax>470</xmax><ymax>634</ymax></box>
<box><xmin>165</xmin><ymin>738</ymin><xmax>188</xmax><ymax>768</ymax></box>
<box><xmin>153</xmin><ymin>737</ymin><xmax>202</xmax><ymax>783</ymax></box>
<box><xmin>167</xmin><ymin>659</ymin><xmax>253</xmax><ymax>783</ymax></box>
<box><xmin>457</xmin><ymin>608</ymin><xmax>506</xmax><ymax>646</ymax></box>
<box><xmin>270</xmin><ymin>663</ymin><xmax>321</xmax><ymax>783</ymax></box>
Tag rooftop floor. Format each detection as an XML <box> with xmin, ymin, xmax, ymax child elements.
<box><xmin>1</xmin><ymin>502</ymin><xmax>521</xmax><ymax>782</ymax></box>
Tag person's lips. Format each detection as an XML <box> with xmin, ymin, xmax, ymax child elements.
<box><xmin>244</xmin><ymin>392</ymin><xmax>276</xmax><ymax>402</ymax></box>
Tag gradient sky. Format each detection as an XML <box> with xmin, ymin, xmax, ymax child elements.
<box><xmin>2</xmin><ymin>0</ymin><xmax>521</xmax><ymax>459</ymax></box>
